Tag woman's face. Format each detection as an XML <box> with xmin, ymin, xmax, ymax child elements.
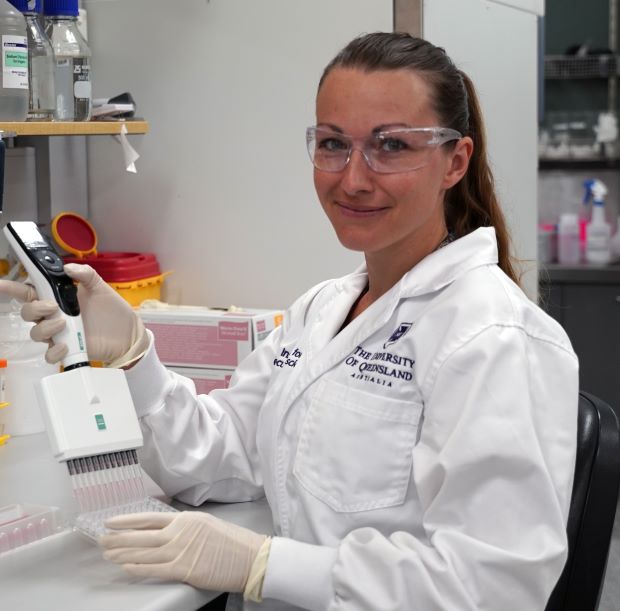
<box><xmin>313</xmin><ymin>67</ymin><xmax>471</xmax><ymax>261</ymax></box>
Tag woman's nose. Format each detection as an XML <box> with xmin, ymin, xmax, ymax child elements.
<box><xmin>340</xmin><ymin>148</ymin><xmax>374</xmax><ymax>194</ymax></box>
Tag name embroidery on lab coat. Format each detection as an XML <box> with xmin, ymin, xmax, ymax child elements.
<box><xmin>345</xmin><ymin>344</ymin><xmax>415</xmax><ymax>387</ymax></box>
<box><xmin>273</xmin><ymin>347</ymin><xmax>302</xmax><ymax>368</ymax></box>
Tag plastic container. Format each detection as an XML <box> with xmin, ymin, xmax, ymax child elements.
<box><xmin>538</xmin><ymin>223</ymin><xmax>557</xmax><ymax>263</ymax></box>
<box><xmin>584</xmin><ymin>179</ymin><xmax>611</xmax><ymax>265</ymax></box>
<box><xmin>557</xmin><ymin>213</ymin><xmax>581</xmax><ymax>265</ymax></box>
<box><xmin>44</xmin><ymin>0</ymin><xmax>91</xmax><ymax>121</ymax></box>
<box><xmin>51</xmin><ymin>212</ymin><xmax>167</xmax><ymax>306</ymax></box>
<box><xmin>107</xmin><ymin>274</ymin><xmax>168</xmax><ymax>306</ymax></box>
<box><xmin>0</xmin><ymin>503</ymin><xmax>64</xmax><ymax>554</ymax></box>
<box><xmin>8</xmin><ymin>0</ymin><xmax>55</xmax><ymax>120</ymax></box>
<box><xmin>610</xmin><ymin>216</ymin><xmax>620</xmax><ymax>263</ymax></box>
<box><xmin>0</xmin><ymin>0</ymin><xmax>28</xmax><ymax>121</ymax></box>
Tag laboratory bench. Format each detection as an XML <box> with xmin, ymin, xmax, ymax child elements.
<box><xmin>0</xmin><ymin>433</ymin><xmax>273</xmax><ymax>611</ymax></box>
<box><xmin>539</xmin><ymin>262</ymin><xmax>620</xmax><ymax>413</ymax></box>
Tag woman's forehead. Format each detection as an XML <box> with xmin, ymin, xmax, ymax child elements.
<box><xmin>315</xmin><ymin>67</ymin><xmax>438</xmax><ymax>130</ymax></box>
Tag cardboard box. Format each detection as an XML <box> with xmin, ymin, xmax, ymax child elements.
<box><xmin>168</xmin><ymin>367</ymin><xmax>234</xmax><ymax>395</ymax></box>
<box><xmin>139</xmin><ymin>306</ymin><xmax>283</xmax><ymax>369</ymax></box>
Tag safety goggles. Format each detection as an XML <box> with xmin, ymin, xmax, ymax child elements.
<box><xmin>306</xmin><ymin>126</ymin><xmax>462</xmax><ymax>174</ymax></box>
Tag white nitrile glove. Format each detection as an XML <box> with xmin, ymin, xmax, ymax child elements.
<box><xmin>100</xmin><ymin>512</ymin><xmax>271</xmax><ymax>599</ymax></box>
<box><xmin>0</xmin><ymin>264</ymin><xmax>148</xmax><ymax>367</ymax></box>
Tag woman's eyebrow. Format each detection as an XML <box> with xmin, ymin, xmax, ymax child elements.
<box><xmin>372</xmin><ymin>123</ymin><xmax>413</xmax><ymax>133</ymax></box>
<box><xmin>316</xmin><ymin>123</ymin><xmax>344</xmax><ymax>133</ymax></box>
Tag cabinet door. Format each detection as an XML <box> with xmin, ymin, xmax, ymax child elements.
<box><xmin>539</xmin><ymin>282</ymin><xmax>565</xmax><ymax>326</ymax></box>
<box><xmin>562</xmin><ymin>284</ymin><xmax>620</xmax><ymax>411</ymax></box>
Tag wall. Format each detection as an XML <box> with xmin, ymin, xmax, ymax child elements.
<box><xmin>84</xmin><ymin>0</ymin><xmax>392</xmax><ymax>309</ymax></box>
<box><xmin>423</xmin><ymin>0</ymin><xmax>541</xmax><ymax>296</ymax></box>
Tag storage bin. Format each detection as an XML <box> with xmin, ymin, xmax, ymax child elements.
<box><xmin>51</xmin><ymin>212</ymin><xmax>168</xmax><ymax>307</ymax></box>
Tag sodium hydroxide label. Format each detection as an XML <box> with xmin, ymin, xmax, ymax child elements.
<box><xmin>2</xmin><ymin>35</ymin><xmax>28</xmax><ymax>89</ymax></box>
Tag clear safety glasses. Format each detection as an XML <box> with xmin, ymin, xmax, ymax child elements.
<box><xmin>306</xmin><ymin>126</ymin><xmax>463</xmax><ymax>174</ymax></box>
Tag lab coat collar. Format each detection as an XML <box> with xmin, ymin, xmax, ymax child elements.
<box><xmin>275</xmin><ymin>228</ymin><xmax>499</xmax><ymax>423</ymax></box>
<box><xmin>338</xmin><ymin>226</ymin><xmax>499</xmax><ymax>299</ymax></box>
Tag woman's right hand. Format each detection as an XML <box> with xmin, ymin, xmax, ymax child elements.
<box><xmin>0</xmin><ymin>263</ymin><xmax>149</xmax><ymax>367</ymax></box>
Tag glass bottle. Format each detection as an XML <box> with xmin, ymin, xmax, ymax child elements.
<box><xmin>44</xmin><ymin>0</ymin><xmax>91</xmax><ymax>121</ymax></box>
<box><xmin>8</xmin><ymin>0</ymin><xmax>55</xmax><ymax>120</ymax></box>
<box><xmin>0</xmin><ymin>0</ymin><xmax>28</xmax><ymax>121</ymax></box>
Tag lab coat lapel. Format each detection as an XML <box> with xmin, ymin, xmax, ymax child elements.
<box><xmin>275</xmin><ymin>227</ymin><xmax>499</xmax><ymax>422</ymax></box>
<box><xmin>280</xmin><ymin>275</ymin><xmax>402</xmax><ymax>411</ymax></box>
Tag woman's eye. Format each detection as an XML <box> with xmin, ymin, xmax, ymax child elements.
<box><xmin>378</xmin><ymin>137</ymin><xmax>408</xmax><ymax>152</ymax></box>
<box><xmin>318</xmin><ymin>137</ymin><xmax>348</xmax><ymax>152</ymax></box>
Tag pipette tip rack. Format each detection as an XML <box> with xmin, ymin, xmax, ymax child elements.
<box><xmin>66</xmin><ymin>449</ymin><xmax>146</xmax><ymax>514</ymax></box>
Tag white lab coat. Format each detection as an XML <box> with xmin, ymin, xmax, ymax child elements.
<box><xmin>126</xmin><ymin>227</ymin><xmax>578</xmax><ymax>611</ymax></box>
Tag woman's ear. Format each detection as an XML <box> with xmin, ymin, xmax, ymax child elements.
<box><xmin>442</xmin><ymin>136</ymin><xmax>473</xmax><ymax>189</ymax></box>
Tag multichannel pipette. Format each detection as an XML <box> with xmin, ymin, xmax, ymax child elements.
<box><xmin>3</xmin><ymin>221</ymin><xmax>144</xmax><ymax>512</ymax></box>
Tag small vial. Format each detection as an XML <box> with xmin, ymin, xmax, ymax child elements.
<box><xmin>38</xmin><ymin>517</ymin><xmax>51</xmax><ymax>538</ymax></box>
<box><xmin>10</xmin><ymin>527</ymin><xmax>24</xmax><ymax>549</ymax></box>
<box><xmin>25</xmin><ymin>522</ymin><xmax>37</xmax><ymax>543</ymax></box>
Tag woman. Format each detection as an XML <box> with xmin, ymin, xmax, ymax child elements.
<box><xmin>0</xmin><ymin>33</ymin><xmax>578</xmax><ymax>610</ymax></box>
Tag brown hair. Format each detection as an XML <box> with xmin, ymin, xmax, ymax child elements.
<box><xmin>319</xmin><ymin>32</ymin><xmax>520</xmax><ymax>286</ymax></box>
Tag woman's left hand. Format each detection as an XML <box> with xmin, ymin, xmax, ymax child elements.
<box><xmin>100</xmin><ymin>511</ymin><xmax>267</xmax><ymax>592</ymax></box>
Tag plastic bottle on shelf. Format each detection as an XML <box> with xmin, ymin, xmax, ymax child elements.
<box><xmin>0</xmin><ymin>0</ymin><xmax>28</xmax><ymax>121</ymax></box>
<box><xmin>7</xmin><ymin>0</ymin><xmax>55</xmax><ymax>120</ymax></box>
<box><xmin>610</xmin><ymin>216</ymin><xmax>620</xmax><ymax>263</ymax></box>
<box><xmin>557</xmin><ymin>213</ymin><xmax>581</xmax><ymax>265</ymax></box>
<box><xmin>44</xmin><ymin>0</ymin><xmax>91</xmax><ymax>121</ymax></box>
<box><xmin>584</xmin><ymin>179</ymin><xmax>611</xmax><ymax>265</ymax></box>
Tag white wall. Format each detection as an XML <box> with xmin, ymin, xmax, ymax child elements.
<box><xmin>84</xmin><ymin>0</ymin><xmax>392</xmax><ymax>309</ymax></box>
<box><xmin>84</xmin><ymin>0</ymin><xmax>540</xmax><ymax>307</ymax></box>
<box><xmin>423</xmin><ymin>0</ymin><xmax>541</xmax><ymax>296</ymax></box>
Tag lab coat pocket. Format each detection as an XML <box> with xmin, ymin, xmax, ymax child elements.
<box><xmin>293</xmin><ymin>379</ymin><xmax>422</xmax><ymax>513</ymax></box>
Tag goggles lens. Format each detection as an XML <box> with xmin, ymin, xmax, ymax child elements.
<box><xmin>306</xmin><ymin>126</ymin><xmax>462</xmax><ymax>174</ymax></box>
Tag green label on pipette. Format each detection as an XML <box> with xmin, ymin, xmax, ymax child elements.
<box><xmin>77</xmin><ymin>332</ymin><xmax>84</xmax><ymax>351</ymax></box>
<box><xmin>95</xmin><ymin>414</ymin><xmax>106</xmax><ymax>430</ymax></box>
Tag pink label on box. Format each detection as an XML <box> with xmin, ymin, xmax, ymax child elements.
<box><xmin>193</xmin><ymin>377</ymin><xmax>231</xmax><ymax>395</ymax></box>
<box><xmin>218</xmin><ymin>321</ymin><xmax>249</xmax><ymax>341</ymax></box>
<box><xmin>145</xmin><ymin>322</ymin><xmax>238</xmax><ymax>366</ymax></box>
<box><xmin>256</xmin><ymin>320</ymin><xmax>266</xmax><ymax>332</ymax></box>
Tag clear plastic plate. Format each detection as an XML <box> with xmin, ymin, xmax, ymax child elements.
<box><xmin>74</xmin><ymin>496</ymin><xmax>177</xmax><ymax>540</ymax></box>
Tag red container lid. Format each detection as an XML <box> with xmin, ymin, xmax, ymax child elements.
<box><xmin>52</xmin><ymin>212</ymin><xmax>161</xmax><ymax>283</ymax></box>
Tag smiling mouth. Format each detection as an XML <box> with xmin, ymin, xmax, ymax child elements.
<box><xmin>336</xmin><ymin>201</ymin><xmax>389</xmax><ymax>215</ymax></box>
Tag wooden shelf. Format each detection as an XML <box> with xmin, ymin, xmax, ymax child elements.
<box><xmin>0</xmin><ymin>120</ymin><xmax>149</xmax><ymax>136</ymax></box>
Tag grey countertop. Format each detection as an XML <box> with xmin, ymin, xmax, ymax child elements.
<box><xmin>0</xmin><ymin>433</ymin><xmax>273</xmax><ymax>611</ymax></box>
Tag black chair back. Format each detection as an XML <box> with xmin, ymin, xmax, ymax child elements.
<box><xmin>545</xmin><ymin>392</ymin><xmax>620</xmax><ymax>611</ymax></box>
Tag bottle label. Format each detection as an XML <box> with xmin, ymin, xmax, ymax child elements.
<box><xmin>2</xmin><ymin>35</ymin><xmax>28</xmax><ymax>90</ymax></box>
<box><xmin>54</xmin><ymin>57</ymin><xmax>91</xmax><ymax>121</ymax></box>
<box><xmin>72</xmin><ymin>59</ymin><xmax>91</xmax><ymax>100</ymax></box>
<box><xmin>587</xmin><ymin>235</ymin><xmax>610</xmax><ymax>250</ymax></box>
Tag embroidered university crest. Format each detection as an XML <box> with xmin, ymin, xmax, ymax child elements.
<box><xmin>383</xmin><ymin>322</ymin><xmax>413</xmax><ymax>349</ymax></box>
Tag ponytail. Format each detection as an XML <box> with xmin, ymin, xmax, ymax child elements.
<box><xmin>446</xmin><ymin>72</ymin><xmax>520</xmax><ymax>286</ymax></box>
